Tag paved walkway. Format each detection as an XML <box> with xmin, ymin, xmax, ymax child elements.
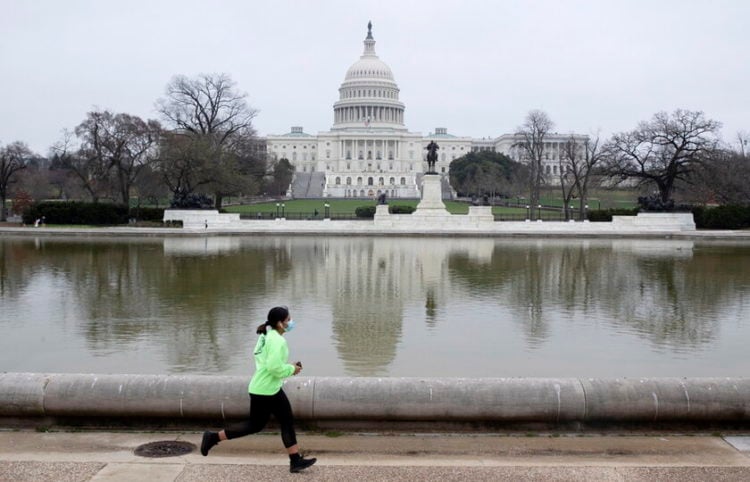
<box><xmin>1</xmin><ymin>431</ymin><xmax>750</xmax><ymax>481</ymax></box>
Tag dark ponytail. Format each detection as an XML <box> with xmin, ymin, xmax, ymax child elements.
<box><xmin>256</xmin><ymin>306</ymin><xmax>290</xmax><ymax>335</ymax></box>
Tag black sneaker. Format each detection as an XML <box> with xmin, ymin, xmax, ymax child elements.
<box><xmin>290</xmin><ymin>455</ymin><xmax>317</xmax><ymax>473</ymax></box>
<box><xmin>200</xmin><ymin>431</ymin><xmax>218</xmax><ymax>456</ymax></box>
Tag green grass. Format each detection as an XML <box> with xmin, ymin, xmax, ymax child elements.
<box><xmin>223</xmin><ymin>199</ymin><xmax>530</xmax><ymax>216</ymax></box>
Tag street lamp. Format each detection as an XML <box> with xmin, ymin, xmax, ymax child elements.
<box><xmin>537</xmin><ymin>204</ymin><xmax>542</xmax><ymax>220</ymax></box>
<box><xmin>584</xmin><ymin>204</ymin><xmax>589</xmax><ymax>221</ymax></box>
<box><xmin>324</xmin><ymin>202</ymin><xmax>330</xmax><ymax>219</ymax></box>
<box><xmin>281</xmin><ymin>203</ymin><xmax>286</xmax><ymax>218</ymax></box>
<box><xmin>276</xmin><ymin>203</ymin><xmax>280</xmax><ymax>218</ymax></box>
<box><xmin>526</xmin><ymin>205</ymin><xmax>530</xmax><ymax>220</ymax></box>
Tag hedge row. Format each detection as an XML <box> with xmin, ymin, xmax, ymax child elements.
<box><xmin>586</xmin><ymin>208</ymin><xmax>639</xmax><ymax>222</ymax></box>
<box><xmin>354</xmin><ymin>205</ymin><xmax>417</xmax><ymax>218</ymax></box>
<box><xmin>22</xmin><ymin>202</ymin><xmax>165</xmax><ymax>225</ymax></box>
<box><xmin>692</xmin><ymin>205</ymin><xmax>750</xmax><ymax>230</ymax></box>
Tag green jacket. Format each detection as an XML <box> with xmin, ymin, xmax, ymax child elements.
<box><xmin>248</xmin><ymin>329</ymin><xmax>295</xmax><ymax>395</ymax></box>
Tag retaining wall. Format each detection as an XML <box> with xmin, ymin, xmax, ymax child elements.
<box><xmin>2</xmin><ymin>373</ymin><xmax>749</xmax><ymax>430</ymax></box>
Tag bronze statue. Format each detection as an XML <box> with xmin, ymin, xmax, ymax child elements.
<box><xmin>425</xmin><ymin>141</ymin><xmax>439</xmax><ymax>174</ymax></box>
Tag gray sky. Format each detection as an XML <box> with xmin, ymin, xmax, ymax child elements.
<box><xmin>1</xmin><ymin>0</ymin><xmax>748</xmax><ymax>155</ymax></box>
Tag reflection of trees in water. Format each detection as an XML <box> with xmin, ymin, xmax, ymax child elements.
<box><xmin>448</xmin><ymin>239</ymin><xmax>750</xmax><ymax>351</ymax></box>
<box><xmin>0</xmin><ymin>237</ymin><xmax>294</xmax><ymax>373</ymax></box>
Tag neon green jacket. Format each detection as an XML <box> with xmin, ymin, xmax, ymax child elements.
<box><xmin>248</xmin><ymin>329</ymin><xmax>295</xmax><ymax>395</ymax></box>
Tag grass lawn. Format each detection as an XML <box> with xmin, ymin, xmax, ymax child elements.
<box><xmin>223</xmin><ymin>199</ymin><xmax>529</xmax><ymax>216</ymax></box>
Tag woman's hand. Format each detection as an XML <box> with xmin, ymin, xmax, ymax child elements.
<box><xmin>293</xmin><ymin>361</ymin><xmax>302</xmax><ymax>375</ymax></box>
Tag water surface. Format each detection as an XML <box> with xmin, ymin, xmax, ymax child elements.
<box><xmin>1</xmin><ymin>235</ymin><xmax>749</xmax><ymax>377</ymax></box>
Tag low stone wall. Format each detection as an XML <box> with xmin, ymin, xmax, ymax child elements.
<box><xmin>2</xmin><ymin>373</ymin><xmax>749</xmax><ymax>429</ymax></box>
<box><xmin>162</xmin><ymin>210</ymin><xmax>697</xmax><ymax>235</ymax></box>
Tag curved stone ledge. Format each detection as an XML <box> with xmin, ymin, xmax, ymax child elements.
<box><xmin>1</xmin><ymin>374</ymin><xmax>749</xmax><ymax>425</ymax></box>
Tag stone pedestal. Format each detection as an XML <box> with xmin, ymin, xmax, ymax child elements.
<box><xmin>414</xmin><ymin>174</ymin><xmax>449</xmax><ymax>216</ymax></box>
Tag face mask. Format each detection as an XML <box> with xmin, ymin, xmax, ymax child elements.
<box><xmin>285</xmin><ymin>320</ymin><xmax>296</xmax><ymax>333</ymax></box>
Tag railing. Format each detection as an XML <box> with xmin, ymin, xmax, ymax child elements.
<box><xmin>239</xmin><ymin>210</ymin><xmax>588</xmax><ymax>222</ymax></box>
<box><xmin>494</xmin><ymin>211</ymin><xmax>586</xmax><ymax>222</ymax></box>
<box><xmin>239</xmin><ymin>212</ymin><xmax>370</xmax><ymax>221</ymax></box>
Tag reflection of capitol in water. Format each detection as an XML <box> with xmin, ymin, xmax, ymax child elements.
<box><xmin>161</xmin><ymin>236</ymin><xmax>706</xmax><ymax>374</ymax></box>
<box><xmin>272</xmin><ymin>237</ymin><xmax>495</xmax><ymax>375</ymax></box>
<box><xmin>3</xmin><ymin>235</ymin><xmax>750</xmax><ymax>377</ymax></box>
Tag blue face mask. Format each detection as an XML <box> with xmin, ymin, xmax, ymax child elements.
<box><xmin>285</xmin><ymin>320</ymin><xmax>296</xmax><ymax>332</ymax></box>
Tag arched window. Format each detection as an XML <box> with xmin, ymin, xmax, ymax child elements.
<box><xmin>360</xmin><ymin>189</ymin><xmax>365</xmax><ymax>197</ymax></box>
<box><xmin>368</xmin><ymin>177</ymin><xmax>374</xmax><ymax>186</ymax></box>
<box><xmin>378</xmin><ymin>177</ymin><xmax>384</xmax><ymax>185</ymax></box>
<box><xmin>346</xmin><ymin>177</ymin><xmax>352</xmax><ymax>185</ymax></box>
<box><xmin>357</xmin><ymin>177</ymin><xmax>363</xmax><ymax>185</ymax></box>
<box><xmin>335</xmin><ymin>177</ymin><xmax>341</xmax><ymax>185</ymax></box>
<box><xmin>400</xmin><ymin>177</ymin><xmax>406</xmax><ymax>185</ymax></box>
<box><xmin>389</xmin><ymin>177</ymin><xmax>395</xmax><ymax>185</ymax></box>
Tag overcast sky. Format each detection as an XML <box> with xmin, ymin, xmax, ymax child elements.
<box><xmin>1</xmin><ymin>0</ymin><xmax>748</xmax><ymax>154</ymax></box>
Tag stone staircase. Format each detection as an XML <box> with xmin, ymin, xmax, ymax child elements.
<box><xmin>290</xmin><ymin>172</ymin><xmax>326</xmax><ymax>198</ymax></box>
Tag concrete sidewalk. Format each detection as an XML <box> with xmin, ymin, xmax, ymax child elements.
<box><xmin>1</xmin><ymin>431</ymin><xmax>750</xmax><ymax>481</ymax></box>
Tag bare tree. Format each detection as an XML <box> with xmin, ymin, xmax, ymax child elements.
<box><xmin>560</xmin><ymin>133</ymin><xmax>604</xmax><ymax>218</ymax></box>
<box><xmin>54</xmin><ymin>128</ymin><xmax>110</xmax><ymax>202</ymax></box>
<box><xmin>0</xmin><ymin>141</ymin><xmax>33</xmax><ymax>221</ymax></box>
<box><xmin>602</xmin><ymin>109</ymin><xmax>721</xmax><ymax>205</ymax></box>
<box><xmin>737</xmin><ymin>131</ymin><xmax>749</xmax><ymax>157</ymax></box>
<box><xmin>74</xmin><ymin>111</ymin><xmax>161</xmax><ymax>206</ymax></box>
<box><xmin>556</xmin><ymin>144</ymin><xmax>578</xmax><ymax>221</ymax></box>
<box><xmin>516</xmin><ymin>110</ymin><xmax>554</xmax><ymax>220</ymax></box>
<box><xmin>156</xmin><ymin>73</ymin><xmax>264</xmax><ymax>208</ymax></box>
<box><xmin>694</xmin><ymin>144</ymin><xmax>750</xmax><ymax>205</ymax></box>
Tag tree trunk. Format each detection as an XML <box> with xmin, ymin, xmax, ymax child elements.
<box><xmin>0</xmin><ymin>194</ymin><xmax>6</xmax><ymax>222</ymax></box>
<box><xmin>214</xmin><ymin>193</ymin><xmax>223</xmax><ymax>210</ymax></box>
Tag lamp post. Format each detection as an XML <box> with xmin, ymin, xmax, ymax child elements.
<box><xmin>281</xmin><ymin>203</ymin><xmax>286</xmax><ymax>218</ymax></box>
<box><xmin>276</xmin><ymin>203</ymin><xmax>280</xmax><ymax>218</ymax></box>
<box><xmin>324</xmin><ymin>202</ymin><xmax>330</xmax><ymax>219</ymax></box>
<box><xmin>526</xmin><ymin>205</ymin><xmax>530</xmax><ymax>220</ymax></box>
<box><xmin>584</xmin><ymin>204</ymin><xmax>589</xmax><ymax>221</ymax></box>
<box><xmin>537</xmin><ymin>204</ymin><xmax>542</xmax><ymax>220</ymax></box>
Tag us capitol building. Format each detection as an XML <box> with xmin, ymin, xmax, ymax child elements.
<box><xmin>265</xmin><ymin>23</ymin><xmax>586</xmax><ymax>199</ymax></box>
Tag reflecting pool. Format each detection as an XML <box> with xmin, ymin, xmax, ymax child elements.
<box><xmin>2</xmin><ymin>235</ymin><xmax>749</xmax><ymax>377</ymax></box>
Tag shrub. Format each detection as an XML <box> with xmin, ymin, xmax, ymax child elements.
<box><xmin>388</xmin><ymin>205</ymin><xmax>416</xmax><ymax>214</ymax></box>
<box><xmin>692</xmin><ymin>205</ymin><xmax>750</xmax><ymax>230</ymax></box>
<box><xmin>587</xmin><ymin>208</ymin><xmax>639</xmax><ymax>222</ymax></box>
<box><xmin>355</xmin><ymin>205</ymin><xmax>376</xmax><ymax>218</ymax></box>
<box><xmin>23</xmin><ymin>201</ymin><xmax>129</xmax><ymax>225</ymax></box>
<box><xmin>129</xmin><ymin>207</ymin><xmax>165</xmax><ymax>222</ymax></box>
<box><xmin>12</xmin><ymin>190</ymin><xmax>33</xmax><ymax>215</ymax></box>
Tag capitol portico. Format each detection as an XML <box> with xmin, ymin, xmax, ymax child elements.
<box><xmin>265</xmin><ymin>23</ymin><xmax>588</xmax><ymax>199</ymax></box>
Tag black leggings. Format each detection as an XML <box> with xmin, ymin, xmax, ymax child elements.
<box><xmin>224</xmin><ymin>389</ymin><xmax>298</xmax><ymax>448</ymax></box>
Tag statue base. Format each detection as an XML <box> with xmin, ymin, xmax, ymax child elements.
<box><xmin>414</xmin><ymin>174</ymin><xmax>449</xmax><ymax>215</ymax></box>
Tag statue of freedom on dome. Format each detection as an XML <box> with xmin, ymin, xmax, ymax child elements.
<box><xmin>425</xmin><ymin>141</ymin><xmax>439</xmax><ymax>174</ymax></box>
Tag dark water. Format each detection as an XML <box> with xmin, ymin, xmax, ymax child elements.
<box><xmin>1</xmin><ymin>235</ymin><xmax>749</xmax><ymax>378</ymax></box>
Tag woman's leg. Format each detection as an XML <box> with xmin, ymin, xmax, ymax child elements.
<box><xmin>224</xmin><ymin>394</ymin><xmax>272</xmax><ymax>439</ymax></box>
<box><xmin>201</xmin><ymin>394</ymin><xmax>272</xmax><ymax>456</ymax></box>
<box><xmin>269</xmin><ymin>389</ymin><xmax>298</xmax><ymax>450</ymax></box>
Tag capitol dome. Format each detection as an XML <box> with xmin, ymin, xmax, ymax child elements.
<box><xmin>332</xmin><ymin>22</ymin><xmax>405</xmax><ymax>130</ymax></box>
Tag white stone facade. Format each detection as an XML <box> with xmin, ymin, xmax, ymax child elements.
<box><xmin>265</xmin><ymin>23</ymin><xmax>588</xmax><ymax>198</ymax></box>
